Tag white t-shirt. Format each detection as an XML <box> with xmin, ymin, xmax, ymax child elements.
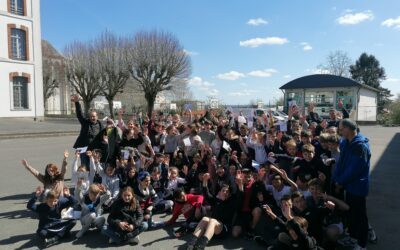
<box><xmin>266</xmin><ymin>184</ymin><xmax>292</xmax><ymax>205</ymax></box>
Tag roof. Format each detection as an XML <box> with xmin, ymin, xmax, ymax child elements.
<box><xmin>280</xmin><ymin>74</ymin><xmax>380</xmax><ymax>92</ymax></box>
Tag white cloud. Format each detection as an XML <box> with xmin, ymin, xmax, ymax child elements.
<box><xmin>216</xmin><ymin>71</ymin><xmax>245</xmax><ymax>80</ymax></box>
<box><xmin>386</xmin><ymin>78</ymin><xmax>400</xmax><ymax>83</ymax></box>
<box><xmin>336</xmin><ymin>10</ymin><xmax>374</xmax><ymax>25</ymax></box>
<box><xmin>189</xmin><ymin>77</ymin><xmax>213</xmax><ymax>87</ymax></box>
<box><xmin>305</xmin><ymin>68</ymin><xmax>330</xmax><ymax>74</ymax></box>
<box><xmin>248</xmin><ymin>68</ymin><xmax>277</xmax><ymax>78</ymax></box>
<box><xmin>247</xmin><ymin>18</ymin><xmax>268</xmax><ymax>26</ymax></box>
<box><xmin>300</xmin><ymin>42</ymin><xmax>313</xmax><ymax>51</ymax></box>
<box><xmin>283</xmin><ymin>75</ymin><xmax>292</xmax><ymax>79</ymax></box>
<box><xmin>183</xmin><ymin>49</ymin><xmax>199</xmax><ymax>56</ymax></box>
<box><xmin>239</xmin><ymin>37</ymin><xmax>289</xmax><ymax>48</ymax></box>
<box><xmin>382</xmin><ymin>16</ymin><xmax>400</xmax><ymax>30</ymax></box>
<box><xmin>208</xmin><ymin>88</ymin><xmax>219</xmax><ymax>96</ymax></box>
<box><xmin>189</xmin><ymin>77</ymin><xmax>219</xmax><ymax>96</ymax></box>
<box><xmin>228</xmin><ymin>89</ymin><xmax>257</xmax><ymax>96</ymax></box>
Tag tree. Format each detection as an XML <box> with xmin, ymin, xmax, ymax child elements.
<box><xmin>128</xmin><ymin>30</ymin><xmax>192</xmax><ymax>116</ymax></box>
<box><xmin>42</xmin><ymin>59</ymin><xmax>60</xmax><ymax>102</ymax></box>
<box><xmin>350</xmin><ymin>53</ymin><xmax>390</xmax><ymax>110</ymax></box>
<box><xmin>95</xmin><ymin>31</ymin><xmax>131</xmax><ymax>119</ymax></box>
<box><xmin>64</xmin><ymin>41</ymin><xmax>103</xmax><ymax>117</ymax></box>
<box><xmin>318</xmin><ymin>50</ymin><xmax>352</xmax><ymax>77</ymax></box>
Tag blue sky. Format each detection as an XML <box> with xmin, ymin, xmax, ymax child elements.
<box><xmin>41</xmin><ymin>0</ymin><xmax>400</xmax><ymax>104</ymax></box>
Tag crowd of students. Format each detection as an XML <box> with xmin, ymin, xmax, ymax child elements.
<box><xmin>21</xmin><ymin>95</ymin><xmax>377</xmax><ymax>249</ymax></box>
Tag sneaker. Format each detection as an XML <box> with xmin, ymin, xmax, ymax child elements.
<box><xmin>254</xmin><ymin>236</ymin><xmax>269</xmax><ymax>246</ymax></box>
<box><xmin>337</xmin><ymin>235</ymin><xmax>358</xmax><ymax>247</ymax></box>
<box><xmin>186</xmin><ymin>235</ymin><xmax>198</xmax><ymax>250</ymax></box>
<box><xmin>44</xmin><ymin>236</ymin><xmax>59</xmax><ymax>247</ymax></box>
<box><xmin>128</xmin><ymin>236</ymin><xmax>140</xmax><ymax>245</ymax></box>
<box><xmin>353</xmin><ymin>245</ymin><xmax>367</xmax><ymax>250</ymax></box>
<box><xmin>75</xmin><ymin>226</ymin><xmax>89</xmax><ymax>238</ymax></box>
<box><xmin>368</xmin><ymin>228</ymin><xmax>378</xmax><ymax>244</ymax></box>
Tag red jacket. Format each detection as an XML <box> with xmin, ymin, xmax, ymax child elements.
<box><xmin>167</xmin><ymin>194</ymin><xmax>204</xmax><ymax>225</ymax></box>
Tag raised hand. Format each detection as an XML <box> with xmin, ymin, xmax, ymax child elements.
<box><xmin>63</xmin><ymin>186</ymin><xmax>71</xmax><ymax>197</ymax></box>
<box><xmin>86</xmin><ymin>150</ymin><xmax>93</xmax><ymax>158</ymax></box>
<box><xmin>21</xmin><ymin>159</ymin><xmax>29</xmax><ymax>168</ymax></box>
<box><xmin>324</xmin><ymin>200</ymin><xmax>335</xmax><ymax>210</ymax></box>
<box><xmin>103</xmin><ymin>135</ymin><xmax>109</xmax><ymax>144</ymax></box>
<box><xmin>203</xmin><ymin>173</ymin><xmax>211</xmax><ymax>182</ymax></box>
<box><xmin>70</xmin><ymin>95</ymin><xmax>80</xmax><ymax>103</ymax></box>
<box><xmin>35</xmin><ymin>186</ymin><xmax>44</xmax><ymax>197</ymax></box>
<box><xmin>338</xmin><ymin>99</ymin><xmax>344</xmax><ymax>109</ymax></box>
<box><xmin>182</xmin><ymin>165</ymin><xmax>189</xmax><ymax>176</ymax></box>
<box><xmin>63</xmin><ymin>149</ymin><xmax>69</xmax><ymax>158</ymax></box>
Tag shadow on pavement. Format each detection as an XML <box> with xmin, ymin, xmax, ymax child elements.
<box><xmin>0</xmin><ymin>209</ymin><xmax>37</xmax><ymax>220</ymax></box>
<box><xmin>0</xmin><ymin>193</ymin><xmax>32</xmax><ymax>201</ymax></box>
<box><xmin>368</xmin><ymin>132</ymin><xmax>400</xmax><ymax>249</ymax></box>
<box><xmin>0</xmin><ymin>232</ymin><xmax>40</xmax><ymax>249</ymax></box>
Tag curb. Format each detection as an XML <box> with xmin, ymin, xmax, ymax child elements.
<box><xmin>0</xmin><ymin>131</ymin><xmax>79</xmax><ymax>140</ymax></box>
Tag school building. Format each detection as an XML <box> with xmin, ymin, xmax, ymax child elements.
<box><xmin>0</xmin><ymin>0</ymin><xmax>44</xmax><ymax>118</ymax></box>
<box><xmin>280</xmin><ymin>74</ymin><xmax>379</xmax><ymax>122</ymax></box>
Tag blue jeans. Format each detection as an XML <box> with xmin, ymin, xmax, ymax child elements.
<box><xmin>102</xmin><ymin>222</ymin><xmax>148</xmax><ymax>244</ymax></box>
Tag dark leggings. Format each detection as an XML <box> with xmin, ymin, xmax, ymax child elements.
<box><xmin>38</xmin><ymin>220</ymin><xmax>77</xmax><ymax>239</ymax></box>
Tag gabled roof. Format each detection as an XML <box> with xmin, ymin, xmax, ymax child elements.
<box><xmin>280</xmin><ymin>74</ymin><xmax>380</xmax><ymax>92</ymax></box>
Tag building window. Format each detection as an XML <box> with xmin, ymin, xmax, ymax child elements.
<box><xmin>11</xmin><ymin>28</ymin><xmax>27</xmax><ymax>60</ymax></box>
<box><xmin>305</xmin><ymin>91</ymin><xmax>334</xmax><ymax>107</ymax></box>
<box><xmin>13</xmin><ymin>76</ymin><xmax>29</xmax><ymax>109</ymax></box>
<box><xmin>9</xmin><ymin>0</ymin><xmax>25</xmax><ymax>16</ymax></box>
<box><xmin>336</xmin><ymin>90</ymin><xmax>354</xmax><ymax>110</ymax></box>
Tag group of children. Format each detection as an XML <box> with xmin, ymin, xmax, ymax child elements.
<box><xmin>21</xmin><ymin>103</ymin><xmax>376</xmax><ymax>249</ymax></box>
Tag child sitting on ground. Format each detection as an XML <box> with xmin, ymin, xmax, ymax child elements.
<box><xmin>27</xmin><ymin>187</ymin><xmax>76</xmax><ymax>247</ymax></box>
<box><xmin>163</xmin><ymin>166</ymin><xmax>187</xmax><ymax>200</ymax></box>
<box><xmin>22</xmin><ymin>150</ymin><xmax>69</xmax><ymax>198</ymax></box>
<box><xmin>88</xmin><ymin>151</ymin><xmax>120</xmax><ymax>209</ymax></box>
<box><xmin>101</xmin><ymin>186</ymin><xmax>147</xmax><ymax>245</ymax></box>
<box><xmin>165</xmin><ymin>188</ymin><xmax>205</xmax><ymax>237</ymax></box>
<box><xmin>71</xmin><ymin>150</ymin><xmax>91</xmax><ymax>195</ymax></box>
<box><xmin>74</xmin><ymin>183</ymin><xmax>111</xmax><ymax>238</ymax></box>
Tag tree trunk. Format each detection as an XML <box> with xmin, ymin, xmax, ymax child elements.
<box><xmin>146</xmin><ymin>95</ymin><xmax>156</xmax><ymax>117</ymax></box>
<box><xmin>107</xmin><ymin>98</ymin><xmax>114</xmax><ymax>120</ymax></box>
<box><xmin>83</xmin><ymin>100</ymin><xmax>91</xmax><ymax>118</ymax></box>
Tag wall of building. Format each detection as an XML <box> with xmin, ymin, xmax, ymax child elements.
<box><xmin>357</xmin><ymin>87</ymin><xmax>377</xmax><ymax>121</ymax></box>
<box><xmin>0</xmin><ymin>0</ymin><xmax>44</xmax><ymax>118</ymax></box>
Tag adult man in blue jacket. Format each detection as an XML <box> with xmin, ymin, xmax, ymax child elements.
<box><xmin>334</xmin><ymin>119</ymin><xmax>370</xmax><ymax>250</ymax></box>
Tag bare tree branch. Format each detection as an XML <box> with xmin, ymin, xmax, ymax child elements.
<box><xmin>128</xmin><ymin>30</ymin><xmax>192</xmax><ymax>115</ymax></box>
<box><xmin>94</xmin><ymin>31</ymin><xmax>131</xmax><ymax>119</ymax></box>
<box><xmin>64</xmin><ymin>41</ymin><xmax>103</xmax><ymax>117</ymax></box>
<box><xmin>318</xmin><ymin>50</ymin><xmax>352</xmax><ymax>77</ymax></box>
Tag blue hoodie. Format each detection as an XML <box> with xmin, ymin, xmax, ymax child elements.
<box><xmin>333</xmin><ymin>133</ymin><xmax>371</xmax><ymax>196</ymax></box>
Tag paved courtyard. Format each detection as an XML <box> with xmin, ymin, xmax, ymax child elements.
<box><xmin>0</xmin><ymin>125</ymin><xmax>398</xmax><ymax>249</ymax></box>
